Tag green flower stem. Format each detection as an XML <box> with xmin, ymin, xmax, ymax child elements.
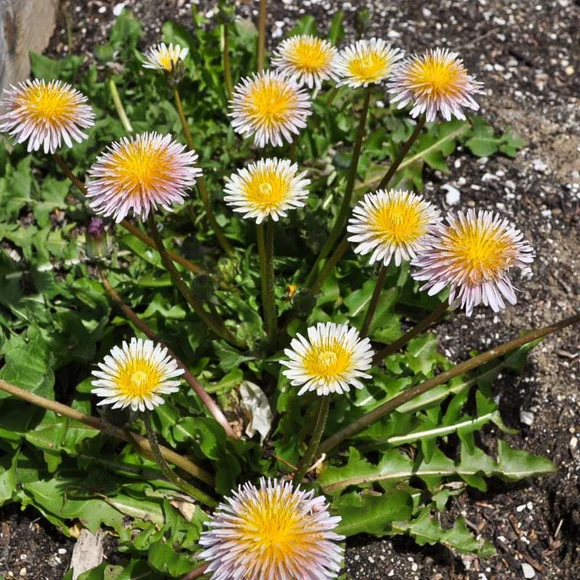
<box><xmin>0</xmin><ymin>378</ymin><xmax>215</xmax><ymax>489</ymax></box>
<box><xmin>372</xmin><ymin>301</ymin><xmax>448</xmax><ymax>365</ymax></box>
<box><xmin>318</xmin><ymin>310</ymin><xmax>580</xmax><ymax>455</ymax></box>
<box><xmin>143</xmin><ymin>412</ymin><xmax>217</xmax><ymax>507</ymax></box>
<box><xmin>257</xmin><ymin>220</ymin><xmax>277</xmax><ymax>345</ymax></box>
<box><xmin>173</xmin><ymin>85</ymin><xmax>235</xmax><ymax>258</ymax></box>
<box><xmin>360</xmin><ymin>264</ymin><xmax>388</xmax><ymax>338</ymax></box>
<box><xmin>325</xmin><ymin>86</ymin><xmax>339</xmax><ymax>105</ymax></box>
<box><xmin>293</xmin><ymin>396</ymin><xmax>331</xmax><ymax>484</ymax></box>
<box><xmin>257</xmin><ymin>0</ymin><xmax>267</xmax><ymax>71</ymax></box>
<box><xmin>306</xmin><ymin>87</ymin><xmax>372</xmax><ymax>287</ymax></box>
<box><xmin>310</xmin><ymin>236</ymin><xmax>349</xmax><ymax>294</ymax></box>
<box><xmin>173</xmin><ymin>85</ymin><xmax>195</xmax><ymax>150</ymax></box>
<box><xmin>222</xmin><ymin>23</ymin><xmax>234</xmax><ymax>99</ymax></box>
<box><xmin>108</xmin><ymin>77</ymin><xmax>133</xmax><ymax>133</ymax></box>
<box><xmin>377</xmin><ymin>114</ymin><xmax>426</xmax><ymax>191</ymax></box>
<box><xmin>147</xmin><ymin>213</ymin><xmax>245</xmax><ymax>349</ymax></box>
<box><xmin>52</xmin><ymin>153</ymin><xmax>205</xmax><ymax>277</ymax></box>
<box><xmin>99</xmin><ymin>268</ymin><xmax>237</xmax><ymax>439</ymax></box>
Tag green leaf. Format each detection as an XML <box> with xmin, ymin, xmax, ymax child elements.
<box><xmin>147</xmin><ymin>541</ymin><xmax>195</xmax><ymax>576</ymax></box>
<box><xmin>328</xmin><ymin>12</ymin><xmax>345</xmax><ymax>44</ymax></box>
<box><xmin>393</xmin><ymin>509</ymin><xmax>494</xmax><ymax>556</ymax></box>
<box><xmin>334</xmin><ymin>490</ymin><xmax>413</xmax><ymax>537</ymax></box>
<box><xmin>0</xmin><ymin>326</ymin><xmax>55</xmax><ymax>399</ymax></box>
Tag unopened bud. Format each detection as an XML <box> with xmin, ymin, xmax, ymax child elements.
<box><xmin>86</xmin><ymin>217</ymin><xmax>109</xmax><ymax>260</ymax></box>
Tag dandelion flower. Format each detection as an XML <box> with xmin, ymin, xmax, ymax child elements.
<box><xmin>412</xmin><ymin>209</ymin><xmax>534</xmax><ymax>316</ymax></box>
<box><xmin>142</xmin><ymin>42</ymin><xmax>189</xmax><ymax>72</ymax></box>
<box><xmin>0</xmin><ymin>79</ymin><xmax>94</xmax><ymax>154</ymax></box>
<box><xmin>272</xmin><ymin>35</ymin><xmax>340</xmax><ymax>89</ymax></box>
<box><xmin>388</xmin><ymin>48</ymin><xmax>483</xmax><ymax>121</ymax></box>
<box><xmin>87</xmin><ymin>132</ymin><xmax>201</xmax><ymax>223</ymax></box>
<box><xmin>281</xmin><ymin>322</ymin><xmax>373</xmax><ymax>396</ymax></box>
<box><xmin>91</xmin><ymin>338</ymin><xmax>184</xmax><ymax>412</ymax></box>
<box><xmin>199</xmin><ymin>478</ymin><xmax>344</xmax><ymax>580</ymax></box>
<box><xmin>336</xmin><ymin>38</ymin><xmax>403</xmax><ymax>88</ymax></box>
<box><xmin>230</xmin><ymin>70</ymin><xmax>312</xmax><ymax>148</ymax></box>
<box><xmin>224</xmin><ymin>158</ymin><xmax>310</xmax><ymax>224</ymax></box>
<box><xmin>347</xmin><ymin>189</ymin><xmax>440</xmax><ymax>267</ymax></box>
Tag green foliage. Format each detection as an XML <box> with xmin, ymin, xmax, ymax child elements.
<box><xmin>0</xmin><ymin>8</ymin><xmax>537</xmax><ymax>578</ymax></box>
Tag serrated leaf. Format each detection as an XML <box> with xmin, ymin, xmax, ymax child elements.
<box><xmin>334</xmin><ymin>490</ymin><xmax>413</xmax><ymax>537</ymax></box>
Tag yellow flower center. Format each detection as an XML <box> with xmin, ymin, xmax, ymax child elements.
<box><xmin>407</xmin><ymin>55</ymin><xmax>465</xmax><ymax>98</ymax></box>
<box><xmin>347</xmin><ymin>50</ymin><xmax>390</xmax><ymax>83</ymax></box>
<box><xmin>303</xmin><ymin>340</ymin><xmax>352</xmax><ymax>381</ymax></box>
<box><xmin>244</xmin><ymin>78</ymin><xmax>297</xmax><ymax>128</ymax></box>
<box><xmin>288</xmin><ymin>38</ymin><xmax>333</xmax><ymax>72</ymax></box>
<box><xmin>107</xmin><ymin>140</ymin><xmax>172</xmax><ymax>196</ymax></box>
<box><xmin>159</xmin><ymin>54</ymin><xmax>177</xmax><ymax>71</ymax></box>
<box><xmin>244</xmin><ymin>168</ymin><xmax>290</xmax><ymax>211</ymax></box>
<box><xmin>237</xmin><ymin>490</ymin><xmax>322</xmax><ymax>566</ymax></box>
<box><xmin>370</xmin><ymin>198</ymin><xmax>428</xmax><ymax>244</ymax></box>
<box><xmin>115</xmin><ymin>357</ymin><xmax>163</xmax><ymax>398</ymax></box>
<box><xmin>18</xmin><ymin>83</ymin><xmax>76</xmax><ymax>125</ymax></box>
<box><xmin>447</xmin><ymin>222</ymin><xmax>516</xmax><ymax>283</ymax></box>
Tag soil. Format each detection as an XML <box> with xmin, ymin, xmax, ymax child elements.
<box><xmin>1</xmin><ymin>0</ymin><xmax>577</xmax><ymax>579</ymax></box>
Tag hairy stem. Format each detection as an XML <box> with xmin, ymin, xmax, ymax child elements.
<box><xmin>99</xmin><ymin>269</ymin><xmax>237</xmax><ymax>439</ymax></box>
<box><xmin>52</xmin><ymin>153</ymin><xmax>204</xmax><ymax>276</ymax></box>
<box><xmin>360</xmin><ymin>264</ymin><xmax>388</xmax><ymax>338</ymax></box>
<box><xmin>174</xmin><ymin>85</ymin><xmax>235</xmax><ymax>258</ymax></box>
<box><xmin>143</xmin><ymin>412</ymin><xmax>217</xmax><ymax>507</ymax></box>
<box><xmin>306</xmin><ymin>87</ymin><xmax>372</xmax><ymax>287</ymax></box>
<box><xmin>257</xmin><ymin>0</ymin><xmax>267</xmax><ymax>71</ymax></box>
<box><xmin>257</xmin><ymin>221</ymin><xmax>277</xmax><ymax>345</ymax></box>
<box><xmin>377</xmin><ymin>115</ymin><xmax>426</xmax><ymax>191</ymax></box>
<box><xmin>293</xmin><ymin>396</ymin><xmax>330</xmax><ymax>484</ymax></box>
<box><xmin>0</xmin><ymin>379</ymin><xmax>214</xmax><ymax>489</ymax></box>
<box><xmin>108</xmin><ymin>77</ymin><xmax>134</xmax><ymax>133</ymax></box>
<box><xmin>372</xmin><ymin>301</ymin><xmax>448</xmax><ymax>365</ymax></box>
<box><xmin>319</xmin><ymin>311</ymin><xmax>580</xmax><ymax>454</ymax></box>
<box><xmin>182</xmin><ymin>563</ymin><xmax>209</xmax><ymax>580</ymax></box>
<box><xmin>147</xmin><ymin>213</ymin><xmax>245</xmax><ymax>349</ymax></box>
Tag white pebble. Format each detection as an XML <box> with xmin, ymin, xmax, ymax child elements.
<box><xmin>442</xmin><ymin>184</ymin><xmax>461</xmax><ymax>205</ymax></box>
<box><xmin>522</xmin><ymin>562</ymin><xmax>536</xmax><ymax>578</ymax></box>
<box><xmin>520</xmin><ymin>410</ymin><xmax>535</xmax><ymax>426</ymax></box>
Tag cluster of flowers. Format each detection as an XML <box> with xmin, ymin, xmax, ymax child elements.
<box><xmin>0</xmin><ymin>36</ymin><xmax>534</xmax><ymax>580</ymax></box>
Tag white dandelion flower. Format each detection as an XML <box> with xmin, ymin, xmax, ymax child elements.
<box><xmin>272</xmin><ymin>35</ymin><xmax>340</xmax><ymax>89</ymax></box>
<box><xmin>412</xmin><ymin>209</ymin><xmax>535</xmax><ymax>316</ymax></box>
<box><xmin>199</xmin><ymin>478</ymin><xmax>344</xmax><ymax>580</ymax></box>
<box><xmin>336</xmin><ymin>38</ymin><xmax>403</xmax><ymax>88</ymax></box>
<box><xmin>388</xmin><ymin>48</ymin><xmax>484</xmax><ymax>121</ymax></box>
<box><xmin>86</xmin><ymin>132</ymin><xmax>202</xmax><ymax>223</ymax></box>
<box><xmin>281</xmin><ymin>322</ymin><xmax>374</xmax><ymax>396</ymax></box>
<box><xmin>347</xmin><ymin>189</ymin><xmax>440</xmax><ymax>267</ymax></box>
<box><xmin>91</xmin><ymin>338</ymin><xmax>184</xmax><ymax>412</ymax></box>
<box><xmin>142</xmin><ymin>42</ymin><xmax>189</xmax><ymax>72</ymax></box>
<box><xmin>224</xmin><ymin>158</ymin><xmax>310</xmax><ymax>224</ymax></box>
<box><xmin>229</xmin><ymin>70</ymin><xmax>312</xmax><ymax>148</ymax></box>
<box><xmin>0</xmin><ymin>79</ymin><xmax>94</xmax><ymax>154</ymax></box>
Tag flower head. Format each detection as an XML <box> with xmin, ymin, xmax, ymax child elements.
<box><xmin>336</xmin><ymin>38</ymin><xmax>403</xmax><ymax>88</ymax></box>
<box><xmin>412</xmin><ymin>209</ymin><xmax>534</xmax><ymax>316</ymax></box>
<box><xmin>0</xmin><ymin>79</ymin><xmax>94</xmax><ymax>153</ymax></box>
<box><xmin>91</xmin><ymin>338</ymin><xmax>184</xmax><ymax>412</ymax></box>
<box><xmin>142</xmin><ymin>42</ymin><xmax>189</xmax><ymax>72</ymax></box>
<box><xmin>87</xmin><ymin>132</ymin><xmax>201</xmax><ymax>223</ymax></box>
<box><xmin>281</xmin><ymin>323</ymin><xmax>373</xmax><ymax>396</ymax></box>
<box><xmin>272</xmin><ymin>35</ymin><xmax>340</xmax><ymax>89</ymax></box>
<box><xmin>224</xmin><ymin>158</ymin><xmax>310</xmax><ymax>224</ymax></box>
<box><xmin>199</xmin><ymin>478</ymin><xmax>344</xmax><ymax>580</ymax></box>
<box><xmin>388</xmin><ymin>48</ymin><xmax>483</xmax><ymax>121</ymax></box>
<box><xmin>347</xmin><ymin>189</ymin><xmax>440</xmax><ymax>267</ymax></box>
<box><xmin>229</xmin><ymin>70</ymin><xmax>312</xmax><ymax>148</ymax></box>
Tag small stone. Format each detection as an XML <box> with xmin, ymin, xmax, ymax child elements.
<box><xmin>565</xmin><ymin>65</ymin><xmax>574</xmax><ymax>76</ymax></box>
<box><xmin>533</xmin><ymin>159</ymin><xmax>547</xmax><ymax>172</ymax></box>
<box><xmin>520</xmin><ymin>410</ymin><xmax>535</xmax><ymax>426</ymax></box>
<box><xmin>58</xmin><ymin>548</ymin><xmax>67</xmax><ymax>555</ymax></box>
<box><xmin>19</xmin><ymin>569</ymin><xmax>26</xmax><ymax>577</ymax></box>
<box><xmin>442</xmin><ymin>184</ymin><xmax>461</xmax><ymax>205</ymax></box>
<box><xmin>570</xmin><ymin>436</ymin><xmax>578</xmax><ymax>451</ymax></box>
<box><xmin>113</xmin><ymin>3</ymin><xmax>126</xmax><ymax>16</ymax></box>
<box><xmin>522</xmin><ymin>562</ymin><xmax>536</xmax><ymax>578</ymax></box>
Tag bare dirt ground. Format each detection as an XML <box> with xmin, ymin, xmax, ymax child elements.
<box><xmin>0</xmin><ymin>1</ymin><xmax>577</xmax><ymax>579</ymax></box>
